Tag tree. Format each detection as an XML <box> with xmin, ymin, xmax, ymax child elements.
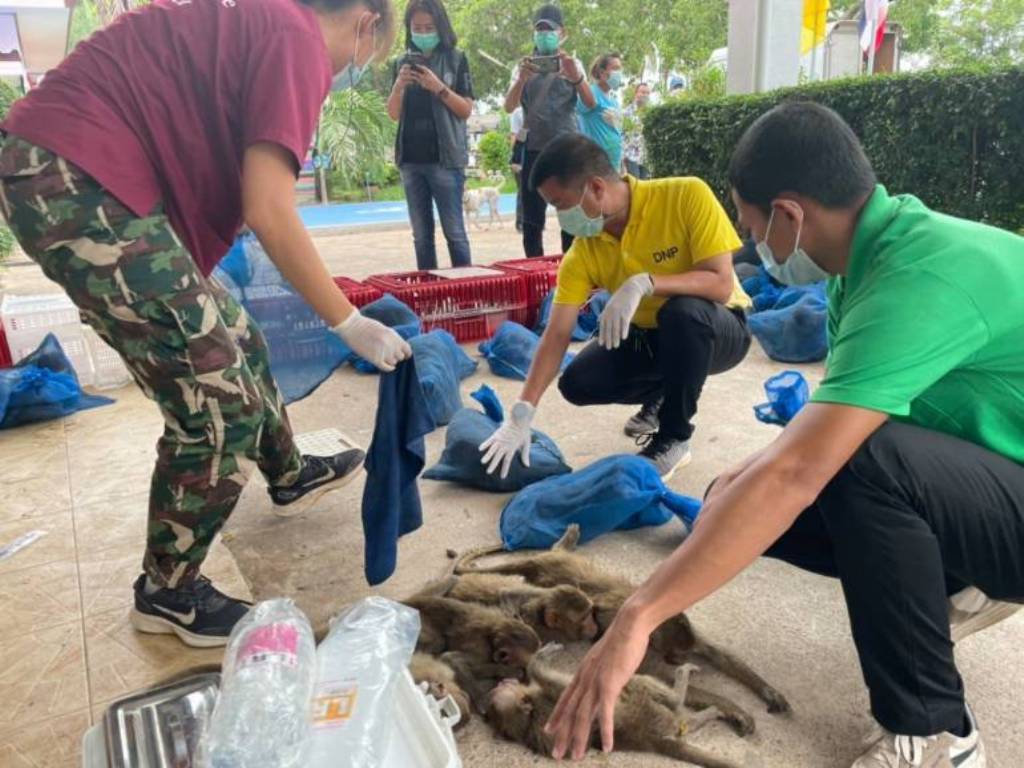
<box><xmin>477</xmin><ymin>130</ymin><xmax>510</xmax><ymax>173</ymax></box>
<box><xmin>931</xmin><ymin>0</ymin><xmax>1024</xmax><ymax>67</ymax></box>
<box><xmin>67</xmin><ymin>0</ymin><xmax>104</xmax><ymax>52</ymax></box>
<box><xmin>318</xmin><ymin>87</ymin><xmax>397</xmax><ymax>193</ymax></box>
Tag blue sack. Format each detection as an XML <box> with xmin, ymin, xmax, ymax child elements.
<box><xmin>534</xmin><ymin>290</ymin><xmax>610</xmax><ymax>341</ymax></box>
<box><xmin>754</xmin><ymin>370</ymin><xmax>810</xmax><ymax>426</ymax></box>
<box><xmin>499</xmin><ymin>455</ymin><xmax>701</xmax><ymax>550</ymax></box>
<box><xmin>0</xmin><ymin>334</ymin><xmax>113</xmax><ymax>429</ymax></box>
<box><xmin>409</xmin><ymin>329</ymin><xmax>477</xmax><ymax>427</ymax></box>
<box><xmin>423</xmin><ymin>385</ymin><xmax>572</xmax><ymax>493</ymax></box>
<box><xmin>351</xmin><ymin>294</ymin><xmax>422</xmax><ymax>373</ymax></box>
<box><xmin>748</xmin><ymin>287</ymin><xmax>828</xmax><ymax>363</ymax></box>
<box><xmin>479</xmin><ymin>321</ymin><xmax>573</xmax><ymax>381</ymax></box>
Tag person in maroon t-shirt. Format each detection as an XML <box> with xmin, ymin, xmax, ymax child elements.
<box><xmin>0</xmin><ymin>0</ymin><xmax>408</xmax><ymax>647</ymax></box>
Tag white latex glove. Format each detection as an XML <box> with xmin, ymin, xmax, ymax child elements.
<box><xmin>599</xmin><ymin>273</ymin><xmax>653</xmax><ymax>350</ymax></box>
<box><xmin>479</xmin><ymin>401</ymin><xmax>535</xmax><ymax>479</ymax></box>
<box><xmin>331</xmin><ymin>311</ymin><xmax>412</xmax><ymax>373</ymax></box>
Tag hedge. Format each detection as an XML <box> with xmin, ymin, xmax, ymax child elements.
<box><xmin>644</xmin><ymin>67</ymin><xmax>1024</xmax><ymax>232</ymax></box>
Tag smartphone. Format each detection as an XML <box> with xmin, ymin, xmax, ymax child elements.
<box><xmin>529</xmin><ymin>55</ymin><xmax>561</xmax><ymax>75</ymax></box>
<box><xmin>404</xmin><ymin>51</ymin><xmax>428</xmax><ymax>69</ymax></box>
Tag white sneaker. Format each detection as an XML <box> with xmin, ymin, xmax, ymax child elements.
<box><xmin>949</xmin><ymin>586</ymin><xmax>1021</xmax><ymax>643</ymax></box>
<box><xmin>852</xmin><ymin>706</ymin><xmax>985</xmax><ymax>768</ymax></box>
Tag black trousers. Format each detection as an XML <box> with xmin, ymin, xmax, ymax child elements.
<box><xmin>520</xmin><ymin>149</ymin><xmax>574</xmax><ymax>257</ymax></box>
<box><xmin>764</xmin><ymin>421</ymin><xmax>1024</xmax><ymax>736</ymax></box>
<box><xmin>557</xmin><ymin>296</ymin><xmax>751</xmax><ymax>441</ymax></box>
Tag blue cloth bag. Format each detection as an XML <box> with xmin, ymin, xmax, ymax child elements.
<box><xmin>479</xmin><ymin>322</ymin><xmax>573</xmax><ymax>381</ymax></box>
<box><xmin>409</xmin><ymin>329</ymin><xmax>477</xmax><ymax>427</ymax></box>
<box><xmin>351</xmin><ymin>294</ymin><xmax>422</xmax><ymax>373</ymax></box>
<box><xmin>0</xmin><ymin>334</ymin><xmax>113</xmax><ymax>429</ymax></box>
<box><xmin>499</xmin><ymin>454</ymin><xmax>702</xmax><ymax>550</ymax></box>
<box><xmin>754</xmin><ymin>370</ymin><xmax>811</xmax><ymax>426</ymax></box>
<box><xmin>423</xmin><ymin>385</ymin><xmax>571</xmax><ymax>493</ymax></box>
<box><xmin>534</xmin><ymin>290</ymin><xmax>611</xmax><ymax>340</ymax></box>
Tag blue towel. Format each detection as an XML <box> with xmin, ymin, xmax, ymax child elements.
<box><xmin>360</xmin><ymin>357</ymin><xmax>435</xmax><ymax>585</ymax></box>
<box><xmin>499</xmin><ymin>455</ymin><xmax>701</xmax><ymax>550</ymax></box>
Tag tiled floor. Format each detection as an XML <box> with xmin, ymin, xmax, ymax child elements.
<box><xmin>0</xmin><ymin>391</ymin><xmax>251</xmax><ymax>768</ymax></box>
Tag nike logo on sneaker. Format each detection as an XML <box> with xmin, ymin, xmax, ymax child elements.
<box><xmin>153</xmin><ymin>603</ymin><xmax>197</xmax><ymax>625</ymax></box>
<box><xmin>298</xmin><ymin>465</ymin><xmax>337</xmax><ymax>489</ymax></box>
<box><xmin>952</xmin><ymin>745</ymin><xmax>978</xmax><ymax>767</ymax></box>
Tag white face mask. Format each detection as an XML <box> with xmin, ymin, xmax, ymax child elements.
<box><xmin>755</xmin><ymin>208</ymin><xmax>830</xmax><ymax>285</ymax></box>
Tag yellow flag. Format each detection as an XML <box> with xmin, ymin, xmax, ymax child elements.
<box><xmin>801</xmin><ymin>0</ymin><xmax>830</xmax><ymax>54</ymax></box>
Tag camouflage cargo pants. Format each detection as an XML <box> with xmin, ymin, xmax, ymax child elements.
<box><xmin>0</xmin><ymin>135</ymin><xmax>301</xmax><ymax>588</ymax></box>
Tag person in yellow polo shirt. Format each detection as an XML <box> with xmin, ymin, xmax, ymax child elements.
<box><xmin>480</xmin><ymin>133</ymin><xmax>752</xmax><ymax>479</ymax></box>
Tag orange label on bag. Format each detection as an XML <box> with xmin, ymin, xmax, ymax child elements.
<box><xmin>312</xmin><ymin>680</ymin><xmax>359</xmax><ymax>728</ymax></box>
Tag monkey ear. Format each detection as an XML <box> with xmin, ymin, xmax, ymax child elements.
<box><xmin>542</xmin><ymin>606</ymin><xmax>558</xmax><ymax>628</ymax></box>
<box><xmin>499</xmin><ymin>592</ymin><xmax>523</xmax><ymax>618</ymax></box>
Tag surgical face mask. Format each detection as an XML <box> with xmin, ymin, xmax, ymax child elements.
<box><xmin>332</xmin><ymin>15</ymin><xmax>373</xmax><ymax>92</ymax></box>
<box><xmin>607</xmin><ymin>71</ymin><xmax>623</xmax><ymax>89</ymax></box>
<box><xmin>557</xmin><ymin>185</ymin><xmax>604</xmax><ymax>238</ymax></box>
<box><xmin>755</xmin><ymin>208</ymin><xmax>830</xmax><ymax>285</ymax></box>
<box><xmin>412</xmin><ymin>31</ymin><xmax>440</xmax><ymax>52</ymax></box>
<box><xmin>534</xmin><ymin>30</ymin><xmax>560</xmax><ymax>55</ymax></box>
<box><xmin>331</xmin><ymin>64</ymin><xmax>365</xmax><ymax>91</ymax></box>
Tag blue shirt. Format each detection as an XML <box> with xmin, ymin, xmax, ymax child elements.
<box><xmin>577</xmin><ymin>84</ymin><xmax>623</xmax><ymax>172</ymax></box>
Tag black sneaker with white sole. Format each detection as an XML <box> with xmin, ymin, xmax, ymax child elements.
<box><xmin>131</xmin><ymin>575</ymin><xmax>252</xmax><ymax>648</ymax></box>
<box><xmin>637</xmin><ymin>432</ymin><xmax>692</xmax><ymax>480</ymax></box>
<box><xmin>268</xmin><ymin>449</ymin><xmax>365</xmax><ymax>517</ymax></box>
<box><xmin>624</xmin><ymin>397</ymin><xmax>663</xmax><ymax>438</ymax></box>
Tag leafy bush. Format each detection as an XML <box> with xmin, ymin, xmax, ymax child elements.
<box><xmin>318</xmin><ymin>88</ymin><xmax>397</xmax><ymax>193</ymax></box>
<box><xmin>477</xmin><ymin>130</ymin><xmax>511</xmax><ymax>174</ymax></box>
<box><xmin>645</xmin><ymin>66</ymin><xmax>1024</xmax><ymax>231</ymax></box>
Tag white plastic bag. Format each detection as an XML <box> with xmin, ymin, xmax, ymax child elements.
<box><xmin>308</xmin><ymin>597</ymin><xmax>421</xmax><ymax>768</ymax></box>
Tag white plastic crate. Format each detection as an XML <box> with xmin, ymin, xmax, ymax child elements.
<box><xmin>83</xmin><ymin>325</ymin><xmax>133</xmax><ymax>390</ymax></box>
<box><xmin>82</xmin><ymin>669</ymin><xmax>461</xmax><ymax>768</ymax></box>
<box><xmin>0</xmin><ymin>293</ymin><xmax>94</xmax><ymax>384</ymax></box>
<box><xmin>1</xmin><ymin>293</ymin><xmax>81</xmax><ymax>334</ymax></box>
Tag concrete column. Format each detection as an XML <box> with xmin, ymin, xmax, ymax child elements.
<box><xmin>727</xmin><ymin>0</ymin><xmax>803</xmax><ymax>95</ymax></box>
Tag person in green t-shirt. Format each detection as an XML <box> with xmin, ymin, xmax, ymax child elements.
<box><xmin>542</xmin><ymin>102</ymin><xmax>1023</xmax><ymax>768</ymax></box>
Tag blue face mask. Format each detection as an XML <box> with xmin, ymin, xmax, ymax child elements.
<box><xmin>412</xmin><ymin>31</ymin><xmax>440</xmax><ymax>52</ymax></box>
<box><xmin>331</xmin><ymin>15</ymin><xmax>373</xmax><ymax>92</ymax></box>
<box><xmin>755</xmin><ymin>208</ymin><xmax>830</xmax><ymax>285</ymax></box>
<box><xmin>331</xmin><ymin>63</ymin><xmax>365</xmax><ymax>92</ymax></box>
<box><xmin>607</xmin><ymin>71</ymin><xmax>623</xmax><ymax>89</ymax></box>
<box><xmin>534</xmin><ymin>30</ymin><xmax>560</xmax><ymax>55</ymax></box>
<box><xmin>557</xmin><ymin>186</ymin><xmax>604</xmax><ymax>238</ymax></box>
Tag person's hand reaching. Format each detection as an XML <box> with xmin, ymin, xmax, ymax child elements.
<box><xmin>479</xmin><ymin>401</ymin><xmax>535</xmax><ymax>479</ymax></box>
<box><xmin>331</xmin><ymin>311</ymin><xmax>412</xmax><ymax>372</ymax></box>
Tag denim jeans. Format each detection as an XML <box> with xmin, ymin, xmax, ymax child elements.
<box><xmin>400</xmin><ymin>163</ymin><xmax>472</xmax><ymax>270</ymax></box>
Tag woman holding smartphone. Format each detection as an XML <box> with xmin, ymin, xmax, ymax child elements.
<box><xmin>387</xmin><ymin>0</ymin><xmax>475</xmax><ymax>270</ymax></box>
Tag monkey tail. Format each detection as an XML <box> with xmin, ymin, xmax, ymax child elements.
<box><xmin>453</xmin><ymin>542</ymin><xmax>508</xmax><ymax>574</ymax></box>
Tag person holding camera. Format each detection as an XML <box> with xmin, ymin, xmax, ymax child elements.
<box><xmin>504</xmin><ymin>3</ymin><xmax>595</xmax><ymax>258</ymax></box>
<box><xmin>387</xmin><ymin>0</ymin><xmax>474</xmax><ymax>270</ymax></box>
<box><xmin>577</xmin><ymin>52</ymin><xmax>625</xmax><ymax>173</ymax></box>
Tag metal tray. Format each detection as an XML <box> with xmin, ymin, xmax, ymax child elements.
<box><xmin>99</xmin><ymin>672</ymin><xmax>220</xmax><ymax>768</ymax></box>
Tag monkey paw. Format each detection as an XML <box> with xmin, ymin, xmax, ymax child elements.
<box><xmin>762</xmin><ymin>686</ymin><xmax>791</xmax><ymax>714</ymax></box>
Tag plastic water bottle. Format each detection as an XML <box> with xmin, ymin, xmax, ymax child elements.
<box><xmin>308</xmin><ymin>597</ymin><xmax>421</xmax><ymax>768</ymax></box>
<box><xmin>197</xmin><ymin>599</ymin><xmax>317</xmax><ymax>768</ymax></box>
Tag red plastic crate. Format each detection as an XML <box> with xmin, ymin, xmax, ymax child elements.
<box><xmin>0</xmin><ymin>326</ymin><xmax>11</xmax><ymax>368</ymax></box>
<box><xmin>366</xmin><ymin>268</ymin><xmax>529</xmax><ymax>343</ymax></box>
<box><xmin>493</xmin><ymin>255</ymin><xmax>563</xmax><ymax>327</ymax></box>
<box><xmin>332</xmin><ymin>276</ymin><xmax>383</xmax><ymax>308</ymax></box>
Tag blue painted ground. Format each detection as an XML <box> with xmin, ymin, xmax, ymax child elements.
<box><xmin>298</xmin><ymin>193</ymin><xmax>518</xmax><ymax>229</ymax></box>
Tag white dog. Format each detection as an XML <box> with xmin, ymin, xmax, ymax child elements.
<box><xmin>463</xmin><ymin>171</ymin><xmax>504</xmax><ymax>229</ymax></box>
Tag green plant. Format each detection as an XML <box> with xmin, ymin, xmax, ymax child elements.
<box><xmin>318</xmin><ymin>87</ymin><xmax>396</xmax><ymax>196</ymax></box>
<box><xmin>477</xmin><ymin>130</ymin><xmax>510</xmax><ymax>174</ymax></box>
<box><xmin>645</xmin><ymin>66</ymin><xmax>1024</xmax><ymax>232</ymax></box>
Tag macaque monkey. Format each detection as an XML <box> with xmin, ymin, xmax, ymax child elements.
<box><xmin>447</xmin><ymin>573</ymin><xmax>599</xmax><ymax>643</ymax></box>
<box><xmin>457</xmin><ymin>526</ymin><xmax>790</xmax><ymax>717</ymax></box>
